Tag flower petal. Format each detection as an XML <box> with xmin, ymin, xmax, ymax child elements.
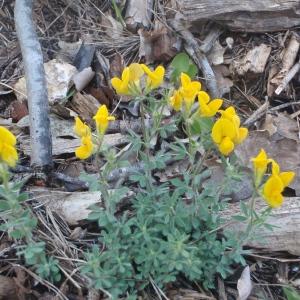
<box><xmin>212</xmin><ymin>118</ymin><xmax>235</xmax><ymax>143</ymax></box>
<box><xmin>263</xmin><ymin>175</ymin><xmax>284</xmax><ymax>208</ymax></box>
<box><xmin>111</xmin><ymin>77</ymin><xmax>124</xmax><ymax>94</ymax></box>
<box><xmin>0</xmin><ymin>126</ymin><xmax>16</xmax><ymax>146</ymax></box>
<box><xmin>141</xmin><ymin>64</ymin><xmax>152</xmax><ymax>76</ymax></box>
<box><xmin>74</xmin><ymin>117</ymin><xmax>90</xmax><ymax>137</ymax></box>
<box><xmin>235</xmin><ymin>127</ymin><xmax>248</xmax><ymax>144</ymax></box>
<box><xmin>190</xmin><ymin>81</ymin><xmax>201</xmax><ymax>91</ymax></box>
<box><xmin>219</xmin><ymin>137</ymin><xmax>234</xmax><ymax>156</ymax></box>
<box><xmin>75</xmin><ymin>135</ymin><xmax>93</xmax><ymax>160</ymax></box>
<box><xmin>180</xmin><ymin>73</ymin><xmax>191</xmax><ymax>88</ymax></box>
<box><xmin>198</xmin><ymin>91</ymin><xmax>210</xmax><ymax>104</ymax></box>
<box><xmin>270</xmin><ymin>160</ymin><xmax>280</xmax><ymax>176</ymax></box>
<box><xmin>128</xmin><ymin>63</ymin><xmax>144</xmax><ymax>81</ymax></box>
<box><xmin>170</xmin><ymin>90</ymin><xmax>182</xmax><ymax>111</ymax></box>
<box><xmin>151</xmin><ymin>66</ymin><xmax>165</xmax><ymax>88</ymax></box>
<box><xmin>198</xmin><ymin>102</ymin><xmax>211</xmax><ymax>117</ymax></box>
<box><xmin>0</xmin><ymin>143</ymin><xmax>18</xmax><ymax>167</ymax></box>
<box><xmin>279</xmin><ymin>171</ymin><xmax>295</xmax><ymax>188</ymax></box>
<box><xmin>265</xmin><ymin>192</ymin><xmax>284</xmax><ymax>208</ymax></box>
<box><xmin>206</xmin><ymin>99</ymin><xmax>223</xmax><ymax>117</ymax></box>
<box><xmin>211</xmin><ymin>119</ymin><xmax>223</xmax><ymax>143</ymax></box>
<box><xmin>121</xmin><ymin>67</ymin><xmax>130</xmax><ymax>82</ymax></box>
<box><xmin>223</xmin><ymin>106</ymin><xmax>236</xmax><ymax>118</ymax></box>
<box><xmin>93</xmin><ymin>105</ymin><xmax>115</xmax><ymax>135</ymax></box>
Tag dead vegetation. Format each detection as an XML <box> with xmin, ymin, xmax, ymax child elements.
<box><xmin>1</xmin><ymin>0</ymin><xmax>300</xmax><ymax>299</ymax></box>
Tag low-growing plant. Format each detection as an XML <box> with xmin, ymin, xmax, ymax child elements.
<box><xmin>0</xmin><ymin>127</ymin><xmax>61</xmax><ymax>282</ymax></box>
<box><xmin>75</xmin><ymin>63</ymin><xmax>295</xmax><ymax>299</ymax></box>
<box><xmin>0</xmin><ymin>62</ymin><xmax>295</xmax><ymax>298</ymax></box>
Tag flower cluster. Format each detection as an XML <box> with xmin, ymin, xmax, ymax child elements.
<box><xmin>74</xmin><ymin>105</ymin><xmax>115</xmax><ymax>160</ymax></box>
<box><xmin>168</xmin><ymin>73</ymin><xmax>246</xmax><ymax>156</ymax></box>
<box><xmin>211</xmin><ymin>107</ymin><xmax>248</xmax><ymax>156</ymax></box>
<box><xmin>74</xmin><ymin>117</ymin><xmax>93</xmax><ymax>160</ymax></box>
<box><xmin>252</xmin><ymin>149</ymin><xmax>295</xmax><ymax>208</ymax></box>
<box><xmin>111</xmin><ymin>63</ymin><xmax>165</xmax><ymax>96</ymax></box>
<box><xmin>0</xmin><ymin>126</ymin><xmax>18</xmax><ymax>167</ymax></box>
<box><xmin>169</xmin><ymin>73</ymin><xmax>223</xmax><ymax>117</ymax></box>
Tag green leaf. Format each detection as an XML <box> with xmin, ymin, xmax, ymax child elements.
<box><xmin>240</xmin><ymin>201</ymin><xmax>249</xmax><ymax>217</ymax></box>
<box><xmin>283</xmin><ymin>287</ymin><xmax>300</xmax><ymax>300</ymax></box>
<box><xmin>170</xmin><ymin>52</ymin><xmax>198</xmax><ymax>82</ymax></box>
<box><xmin>187</xmin><ymin>64</ymin><xmax>198</xmax><ymax>79</ymax></box>
<box><xmin>171</xmin><ymin>53</ymin><xmax>190</xmax><ymax>71</ymax></box>
<box><xmin>0</xmin><ymin>200</ymin><xmax>10</xmax><ymax>211</ymax></box>
<box><xmin>17</xmin><ymin>193</ymin><xmax>28</xmax><ymax>202</ymax></box>
<box><xmin>232</xmin><ymin>215</ymin><xmax>248</xmax><ymax>222</ymax></box>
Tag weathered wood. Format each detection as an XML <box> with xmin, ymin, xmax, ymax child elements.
<box><xmin>31</xmin><ymin>188</ymin><xmax>133</xmax><ymax>225</ymax></box>
<box><xmin>20</xmin><ymin>133</ymin><xmax>127</xmax><ymax>156</ymax></box>
<box><xmin>178</xmin><ymin>0</ymin><xmax>300</xmax><ymax>32</ymax></box>
<box><xmin>125</xmin><ymin>0</ymin><xmax>154</xmax><ymax>33</ymax></box>
<box><xmin>222</xmin><ymin>197</ymin><xmax>300</xmax><ymax>255</ymax></box>
<box><xmin>15</xmin><ymin>0</ymin><xmax>53</xmax><ymax>169</ymax></box>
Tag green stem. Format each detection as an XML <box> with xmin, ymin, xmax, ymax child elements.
<box><xmin>94</xmin><ymin>134</ymin><xmax>111</xmax><ymax>205</ymax></box>
<box><xmin>0</xmin><ymin>163</ymin><xmax>9</xmax><ymax>191</ymax></box>
<box><xmin>140</xmin><ymin>101</ymin><xmax>154</xmax><ymax>192</ymax></box>
<box><xmin>249</xmin><ymin>194</ymin><xmax>256</xmax><ymax>227</ymax></box>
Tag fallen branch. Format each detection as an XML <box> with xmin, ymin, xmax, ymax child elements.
<box><xmin>199</xmin><ymin>25</ymin><xmax>223</xmax><ymax>54</ymax></box>
<box><xmin>14</xmin><ymin>0</ymin><xmax>52</xmax><ymax>170</ymax></box>
<box><xmin>271</xmin><ymin>33</ymin><xmax>300</xmax><ymax>95</ymax></box>
<box><xmin>243</xmin><ymin>100</ymin><xmax>269</xmax><ymax>127</ymax></box>
<box><xmin>275</xmin><ymin>60</ymin><xmax>300</xmax><ymax>95</ymax></box>
<box><xmin>269</xmin><ymin>100</ymin><xmax>300</xmax><ymax>112</ymax></box>
<box><xmin>169</xmin><ymin>13</ymin><xmax>220</xmax><ymax>98</ymax></box>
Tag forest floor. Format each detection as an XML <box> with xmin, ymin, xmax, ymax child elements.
<box><xmin>1</xmin><ymin>1</ymin><xmax>300</xmax><ymax>299</ymax></box>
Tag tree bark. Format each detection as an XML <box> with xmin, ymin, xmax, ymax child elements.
<box><xmin>14</xmin><ymin>0</ymin><xmax>52</xmax><ymax>170</ymax></box>
<box><xmin>177</xmin><ymin>0</ymin><xmax>300</xmax><ymax>32</ymax></box>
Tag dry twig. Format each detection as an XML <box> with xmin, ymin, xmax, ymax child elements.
<box><xmin>14</xmin><ymin>0</ymin><xmax>52</xmax><ymax>170</ymax></box>
<box><xmin>169</xmin><ymin>13</ymin><xmax>220</xmax><ymax>98</ymax></box>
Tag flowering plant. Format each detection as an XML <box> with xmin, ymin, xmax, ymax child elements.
<box><xmin>75</xmin><ymin>63</ymin><xmax>295</xmax><ymax>298</ymax></box>
<box><xmin>0</xmin><ymin>60</ymin><xmax>295</xmax><ymax>299</ymax></box>
<box><xmin>0</xmin><ymin>126</ymin><xmax>60</xmax><ymax>282</ymax></box>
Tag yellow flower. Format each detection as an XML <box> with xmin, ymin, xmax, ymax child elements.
<box><xmin>179</xmin><ymin>73</ymin><xmax>201</xmax><ymax>112</ymax></box>
<box><xmin>111</xmin><ymin>67</ymin><xmax>130</xmax><ymax>95</ymax></box>
<box><xmin>211</xmin><ymin>118</ymin><xmax>236</xmax><ymax>155</ymax></box>
<box><xmin>262</xmin><ymin>160</ymin><xmax>295</xmax><ymax>208</ymax></box>
<box><xmin>74</xmin><ymin>117</ymin><xmax>91</xmax><ymax>137</ymax></box>
<box><xmin>93</xmin><ymin>105</ymin><xmax>115</xmax><ymax>135</ymax></box>
<box><xmin>234</xmin><ymin>127</ymin><xmax>248</xmax><ymax>144</ymax></box>
<box><xmin>270</xmin><ymin>160</ymin><xmax>295</xmax><ymax>187</ymax></box>
<box><xmin>169</xmin><ymin>90</ymin><xmax>183</xmax><ymax>111</ymax></box>
<box><xmin>219</xmin><ymin>106</ymin><xmax>248</xmax><ymax>145</ymax></box>
<box><xmin>211</xmin><ymin>107</ymin><xmax>248</xmax><ymax>156</ymax></box>
<box><xmin>75</xmin><ymin>135</ymin><xmax>94</xmax><ymax>160</ymax></box>
<box><xmin>141</xmin><ymin>64</ymin><xmax>165</xmax><ymax>91</ymax></box>
<box><xmin>219</xmin><ymin>106</ymin><xmax>236</xmax><ymax>121</ymax></box>
<box><xmin>219</xmin><ymin>136</ymin><xmax>234</xmax><ymax>156</ymax></box>
<box><xmin>0</xmin><ymin>126</ymin><xmax>18</xmax><ymax>167</ymax></box>
<box><xmin>263</xmin><ymin>175</ymin><xmax>284</xmax><ymax>208</ymax></box>
<box><xmin>252</xmin><ymin>149</ymin><xmax>269</xmax><ymax>186</ymax></box>
<box><xmin>197</xmin><ymin>91</ymin><xmax>223</xmax><ymax>117</ymax></box>
<box><xmin>128</xmin><ymin>63</ymin><xmax>144</xmax><ymax>82</ymax></box>
<box><xmin>111</xmin><ymin>64</ymin><xmax>145</xmax><ymax>95</ymax></box>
